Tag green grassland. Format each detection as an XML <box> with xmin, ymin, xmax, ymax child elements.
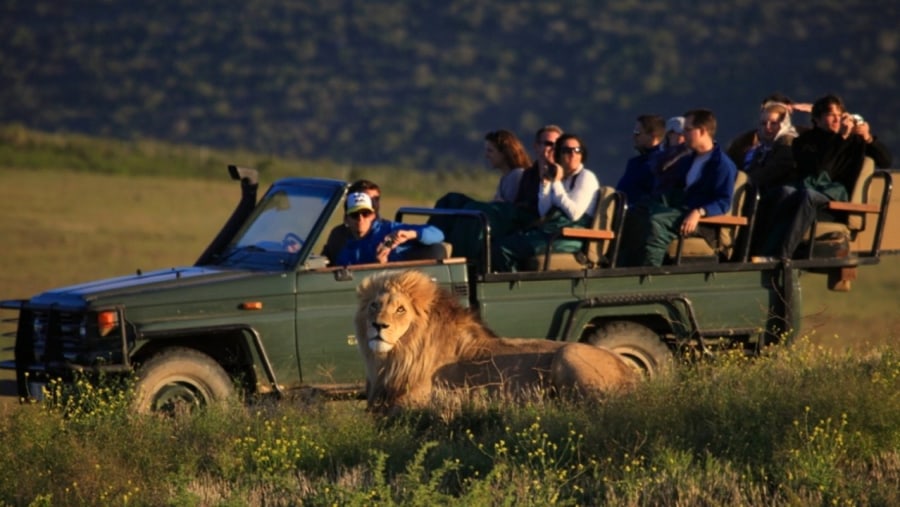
<box><xmin>2</xmin><ymin>133</ymin><xmax>900</xmax><ymax>505</ymax></box>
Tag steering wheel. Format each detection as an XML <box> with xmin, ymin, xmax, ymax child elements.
<box><xmin>282</xmin><ymin>232</ymin><xmax>304</xmax><ymax>253</ymax></box>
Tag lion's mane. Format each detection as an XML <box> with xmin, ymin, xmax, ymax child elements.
<box><xmin>355</xmin><ymin>270</ymin><xmax>636</xmax><ymax>412</ymax></box>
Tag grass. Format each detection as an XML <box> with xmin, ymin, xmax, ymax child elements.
<box><xmin>2</xmin><ymin>130</ymin><xmax>900</xmax><ymax>504</ymax></box>
<box><xmin>1</xmin><ymin>342</ymin><xmax>900</xmax><ymax>505</ymax></box>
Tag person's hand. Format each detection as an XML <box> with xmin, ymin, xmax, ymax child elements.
<box><xmin>680</xmin><ymin>209</ymin><xmax>702</xmax><ymax>236</ymax></box>
<box><xmin>853</xmin><ymin>121</ymin><xmax>874</xmax><ymax>143</ymax></box>
<box><xmin>375</xmin><ymin>230</ymin><xmax>417</xmax><ymax>263</ymax></box>
<box><xmin>543</xmin><ymin>162</ymin><xmax>561</xmax><ymax>182</ymax></box>
<box><xmin>839</xmin><ymin>113</ymin><xmax>855</xmax><ymax>139</ymax></box>
<box><xmin>790</xmin><ymin>102</ymin><xmax>813</xmax><ymax>114</ymax></box>
<box><xmin>375</xmin><ymin>245</ymin><xmax>391</xmax><ymax>263</ymax></box>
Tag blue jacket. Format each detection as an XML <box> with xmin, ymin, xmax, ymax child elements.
<box><xmin>616</xmin><ymin>151</ymin><xmax>656</xmax><ymax>205</ymax></box>
<box><xmin>335</xmin><ymin>219</ymin><xmax>445</xmax><ymax>265</ymax></box>
<box><xmin>671</xmin><ymin>144</ymin><xmax>736</xmax><ymax>216</ymax></box>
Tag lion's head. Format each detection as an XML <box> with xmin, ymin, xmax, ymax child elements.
<box><xmin>355</xmin><ymin>270</ymin><xmax>435</xmax><ymax>356</ymax></box>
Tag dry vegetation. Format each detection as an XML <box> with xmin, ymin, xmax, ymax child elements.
<box><xmin>2</xmin><ymin>166</ymin><xmax>900</xmax><ymax>504</ymax></box>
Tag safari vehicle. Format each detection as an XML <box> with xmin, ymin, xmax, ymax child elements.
<box><xmin>1</xmin><ymin>163</ymin><xmax>895</xmax><ymax>412</ymax></box>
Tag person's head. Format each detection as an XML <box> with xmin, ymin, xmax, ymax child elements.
<box><xmin>533</xmin><ymin>124</ymin><xmax>564</xmax><ymax>165</ymax></box>
<box><xmin>683</xmin><ymin>109</ymin><xmax>716</xmax><ymax>153</ymax></box>
<box><xmin>811</xmin><ymin>94</ymin><xmax>846</xmax><ymax>133</ymax></box>
<box><xmin>484</xmin><ymin>129</ymin><xmax>532</xmax><ymax>171</ymax></box>
<box><xmin>344</xmin><ymin>192</ymin><xmax>377</xmax><ymax>239</ymax></box>
<box><xmin>664</xmin><ymin>116</ymin><xmax>685</xmax><ymax>148</ymax></box>
<box><xmin>633</xmin><ymin>114</ymin><xmax>665</xmax><ymax>152</ymax></box>
<box><xmin>761</xmin><ymin>92</ymin><xmax>793</xmax><ymax>107</ymax></box>
<box><xmin>347</xmin><ymin>179</ymin><xmax>381</xmax><ymax>216</ymax></box>
<box><xmin>553</xmin><ymin>133</ymin><xmax>588</xmax><ymax>173</ymax></box>
<box><xmin>757</xmin><ymin>102</ymin><xmax>793</xmax><ymax>144</ymax></box>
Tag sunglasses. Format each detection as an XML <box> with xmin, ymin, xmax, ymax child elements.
<box><xmin>559</xmin><ymin>146</ymin><xmax>582</xmax><ymax>154</ymax></box>
<box><xmin>348</xmin><ymin>209</ymin><xmax>374</xmax><ymax>220</ymax></box>
<box><xmin>541</xmin><ymin>140</ymin><xmax>555</xmax><ymax>147</ymax></box>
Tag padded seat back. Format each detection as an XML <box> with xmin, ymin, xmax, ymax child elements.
<box><xmin>527</xmin><ymin>186</ymin><xmax>623</xmax><ymax>270</ymax></box>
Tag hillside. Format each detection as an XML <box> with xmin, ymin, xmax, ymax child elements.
<box><xmin>2</xmin><ymin>0</ymin><xmax>898</xmax><ymax>180</ymax></box>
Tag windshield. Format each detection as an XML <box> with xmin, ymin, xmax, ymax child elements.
<box><xmin>216</xmin><ymin>181</ymin><xmax>338</xmax><ymax>270</ymax></box>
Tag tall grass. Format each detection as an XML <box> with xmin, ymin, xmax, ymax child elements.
<box><xmin>1</xmin><ymin>339</ymin><xmax>899</xmax><ymax>505</ymax></box>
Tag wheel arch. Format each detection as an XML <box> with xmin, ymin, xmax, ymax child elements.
<box><xmin>131</xmin><ymin>325</ymin><xmax>278</xmax><ymax>396</ymax></box>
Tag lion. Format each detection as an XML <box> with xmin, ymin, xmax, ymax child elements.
<box><xmin>355</xmin><ymin>270</ymin><xmax>638</xmax><ymax>412</ymax></box>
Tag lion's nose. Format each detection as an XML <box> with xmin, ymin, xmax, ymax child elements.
<box><xmin>372</xmin><ymin>322</ymin><xmax>389</xmax><ymax>331</ymax></box>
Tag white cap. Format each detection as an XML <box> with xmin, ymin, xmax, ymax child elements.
<box><xmin>666</xmin><ymin>116</ymin><xmax>685</xmax><ymax>134</ymax></box>
<box><xmin>346</xmin><ymin>192</ymin><xmax>375</xmax><ymax>214</ymax></box>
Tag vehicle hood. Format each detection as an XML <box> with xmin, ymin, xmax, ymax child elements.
<box><xmin>28</xmin><ymin>266</ymin><xmax>264</xmax><ymax>308</ymax></box>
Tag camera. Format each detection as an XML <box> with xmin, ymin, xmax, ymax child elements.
<box><xmin>544</xmin><ymin>163</ymin><xmax>559</xmax><ymax>179</ymax></box>
<box><xmin>850</xmin><ymin>113</ymin><xmax>865</xmax><ymax>125</ymax></box>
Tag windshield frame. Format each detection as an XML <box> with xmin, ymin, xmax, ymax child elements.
<box><xmin>213</xmin><ymin>178</ymin><xmax>346</xmax><ymax>271</ymax></box>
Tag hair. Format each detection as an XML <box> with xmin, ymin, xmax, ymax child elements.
<box><xmin>760</xmin><ymin>92</ymin><xmax>793</xmax><ymax>106</ymax></box>
<box><xmin>684</xmin><ymin>108</ymin><xmax>717</xmax><ymax>138</ymax></box>
<box><xmin>485</xmin><ymin>129</ymin><xmax>532</xmax><ymax>169</ymax></box>
<box><xmin>553</xmin><ymin>133</ymin><xmax>589</xmax><ymax>163</ymax></box>
<box><xmin>811</xmin><ymin>94</ymin><xmax>845</xmax><ymax>126</ymax></box>
<box><xmin>533</xmin><ymin>124</ymin><xmax>564</xmax><ymax>144</ymax></box>
<box><xmin>637</xmin><ymin>114</ymin><xmax>666</xmax><ymax>139</ymax></box>
<box><xmin>761</xmin><ymin>102</ymin><xmax>790</xmax><ymax>121</ymax></box>
<box><xmin>347</xmin><ymin>179</ymin><xmax>380</xmax><ymax>213</ymax></box>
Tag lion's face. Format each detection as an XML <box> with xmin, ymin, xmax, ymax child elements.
<box><xmin>361</xmin><ymin>288</ymin><xmax>416</xmax><ymax>355</ymax></box>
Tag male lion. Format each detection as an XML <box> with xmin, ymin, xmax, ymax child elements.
<box><xmin>355</xmin><ymin>270</ymin><xmax>637</xmax><ymax>412</ymax></box>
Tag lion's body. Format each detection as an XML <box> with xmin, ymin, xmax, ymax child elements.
<box><xmin>355</xmin><ymin>270</ymin><xmax>637</xmax><ymax>411</ymax></box>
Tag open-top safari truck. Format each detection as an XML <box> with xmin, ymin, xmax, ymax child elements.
<box><xmin>1</xmin><ymin>162</ymin><xmax>895</xmax><ymax>412</ymax></box>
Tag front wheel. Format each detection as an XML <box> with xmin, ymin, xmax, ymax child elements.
<box><xmin>585</xmin><ymin>321</ymin><xmax>673</xmax><ymax>378</ymax></box>
<box><xmin>133</xmin><ymin>347</ymin><xmax>235</xmax><ymax>414</ymax></box>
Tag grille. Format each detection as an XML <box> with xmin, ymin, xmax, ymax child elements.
<box><xmin>32</xmin><ymin>309</ymin><xmax>85</xmax><ymax>363</ymax></box>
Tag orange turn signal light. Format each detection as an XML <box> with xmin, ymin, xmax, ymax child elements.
<box><xmin>97</xmin><ymin>311</ymin><xmax>119</xmax><ymax>337</ymax></box>
<box><xmin>240</xmin><ymin>301</ymin><xmax>264</xmax><ymax>310</ymax></box>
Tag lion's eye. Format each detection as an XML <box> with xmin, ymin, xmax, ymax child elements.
<box><xmin>396</xmin><ymin>306</ymin><xmax>405</xmax><ymax>314</ymax></box>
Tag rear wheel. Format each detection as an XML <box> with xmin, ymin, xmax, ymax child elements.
<box><xmin>133</xmin><ymin>347</ymin><xmax>235</xmax><ymax>414</ymax></box>
<box><xmin>585</xmin><ymin>321</ymin><xmax>673</xmax><ymax>378</ymax></box>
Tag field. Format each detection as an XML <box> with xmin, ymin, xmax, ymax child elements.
<box><xmin>2</xmin><ymin>166</ymin><xmax>900</xmax><ymax>505</ymax></box>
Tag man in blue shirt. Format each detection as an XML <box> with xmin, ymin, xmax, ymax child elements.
<box><xmin>616</xmin><ymin>114</ymin><xmax>665</xmax><ymax>205</ymax></box>
<box><xmin>638</xmin><ymin>108</ymin><xmax>736</xmax><ymax>266</ymax></box>
<box><xmin>335</xmin><ymin>192</ymin><xmax>446</xmax><ymax>265</ymax></box>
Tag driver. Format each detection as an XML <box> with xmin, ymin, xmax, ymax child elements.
<box><xmin>335</xmin><ymin>192</ymin><xmax>446</xmax><ymax>265</ymax></box>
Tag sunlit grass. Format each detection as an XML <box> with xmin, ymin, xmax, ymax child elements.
<box><xmin>1</xmin><ymin>339</ymin><xmax>899</xmax><ymax>505</ymax></box>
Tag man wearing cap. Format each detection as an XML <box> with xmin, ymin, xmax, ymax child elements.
<box><xmin>321</xmin><ymin>179</ymin><xmax>383</xmax><ymax>264</ymax></box>
<box><xmin>334</xmin><ymin>192</ymin><xmax>446</xmax><ymax>265</ymax></box>
<box><xmin>616</xmin><ymin>115</ymin><xmax>689</xmax><ymax>266</ymax></box>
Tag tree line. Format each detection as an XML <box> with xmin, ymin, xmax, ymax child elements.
<box><xmin>2</xmin><ymin>0</ymin><xmax>897</xmax><ymax>180</ymax></box>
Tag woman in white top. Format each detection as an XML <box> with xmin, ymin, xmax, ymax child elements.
<box><xmin>492</xmin><ymin>133</ymin><xmax>600</xmax><ymax>272</ymax></box>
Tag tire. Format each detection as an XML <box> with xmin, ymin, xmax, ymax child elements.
<box><xmin>133</xmin><ymin>347</ymin><xmax>235</xmax><ymax>414</ymax></box>
<box><xmin>585</xmin><ymin>321</ymin><xmax>673</xmax><ymax>378</ymax></box>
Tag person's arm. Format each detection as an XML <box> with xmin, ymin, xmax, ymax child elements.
<box><xmin>548</xmin><ymin>168</ymin><xmax>600</xmax><ymax>221</ymax></box>
<box><xmin>864</xmin><ymin>137</ymin><xmax>893</xmax><ymax>169</ymax></box>
<box><xmin>382</xmin><ymin>223</ymin><xmax>444</xmax><ymax>247</ymax></box>
<box><xmin>697</xmin><ymin>158</ymin><xmax>736</xmax><ymax>217</ymax></box>
<box><xmin>538</xmin><ymin>179</ymin><xmax>554</xmax><ymax>217</ymax></box>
